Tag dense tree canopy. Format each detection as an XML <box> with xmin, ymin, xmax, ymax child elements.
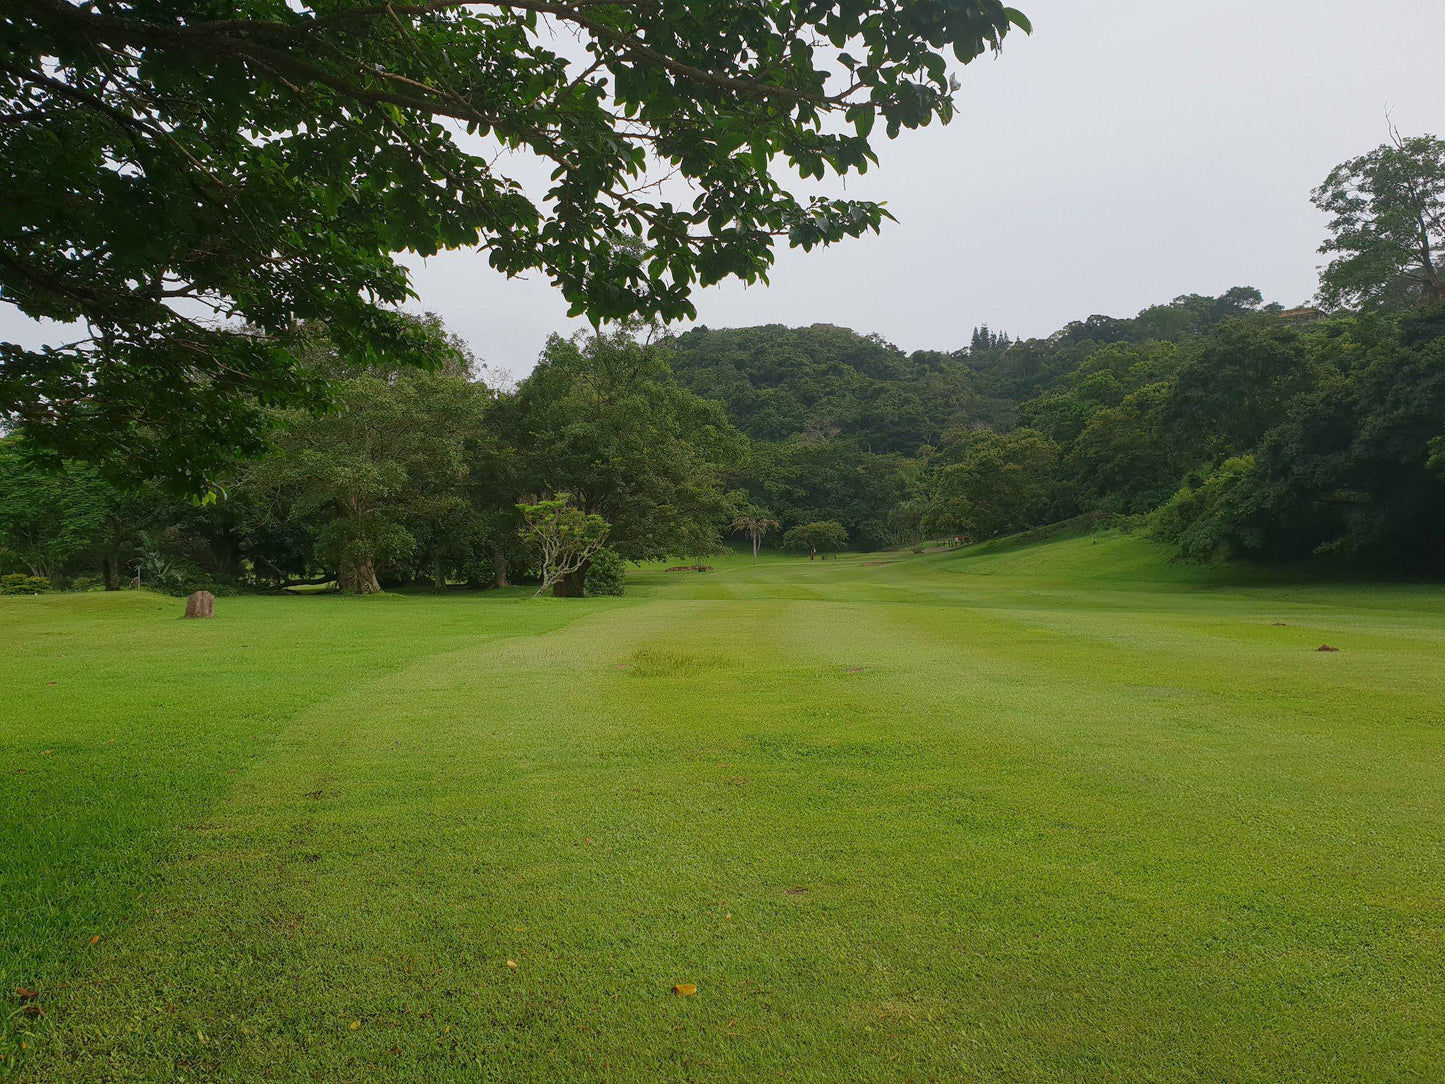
<box><xmin>922</xmin><ymin>428</ymin><xmax>1058</xmax><ymax>540</ymax></box>
<box><xmin>668</xmin><ymin>323</ymin><xmax>978</xmax><ymax>452</ymax></box>
<box><xmin>507</xmin><ymin>329</ymin><xmax>745</xmax><ymax>566</ymax></box>
<box><xmin>1314</xmin><ymin>131</ymin><xmax>1445</xmax><ymax>311</ymax></box>
<box><xmin>782</xmin><ymin>519</ymin><xmax>848</xmax><ymax>559</ymax></box>
<box><xmin>1</xmin><ymin>0</ymin><xmax>1030</xmax><ymax>486</ymax></box>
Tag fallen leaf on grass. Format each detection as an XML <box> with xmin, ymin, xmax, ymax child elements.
<box><xmin>672</xmin><ymin>984</ymin><xmax>697</xmax><ymax>997</ymax></box>
<box><xmin>349</xmin><ymin>1020</ymin><xmax>361</xmax><ymax>1030</ymax></box>
<box><xmin>506</xmin><ymin>960</ymin><xmax>517</xmax><ymax>970</ymax></box>
<box><xmin>786</xmin><ymin>886</ymin><xmax>809</xmax><ymax>895</ymax></box>
<box><xmin>21</xmin><ymin>1005</ymin><xmax>43</xmax><ymax>1018</ymax></box>
<box><xmin>16</xmin><ymin>987</ymin><xmax>38</xmax><ymax>1002</ymax></box>
<box><xmin>89</xmin><ymin>934</ymin><xmax>101</xmax><ymax>944</ymax></box>
<box><xmin>1317</xmin><ymin>644</ymin><xmax>1340</xmax><ymax>653</ymax></box>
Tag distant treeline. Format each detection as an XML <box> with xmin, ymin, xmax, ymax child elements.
<box><xmin>1</xmin><ymin>320</ymin><xmax>742</xmax><ymax>595</ymax></box>
<box><xmin>668</xmin><ymin>291</ymin><xmax>1445</xmax><ymax>573</ymax></box>
<box><xmin>4</xmin><ymin>289</ymin><xmax>1442</xmax><ymax>596</ymax></box>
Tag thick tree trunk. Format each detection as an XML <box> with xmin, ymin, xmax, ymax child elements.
<box><xmin>493</xmin><ymin>549</ymin><xmax>509</xmax><ymax>589</ymax></box>
<box><xmin>552</xmin><ymin>564</ymin><xmax>588</xmax><ymax>598</ymax></box>
<box><xmin>338</xmin><ymin>557</ymin><xmax>381</xmax><ymax>594</ymax></box>
<box><xmin>433</xmin><ymin>552</ymin><xmax>445</xmax><ymax>591</ymax></box>
<box><xmin>104</xmin><ymin>518</ymin><xmax>125</xmax><ymax>589</ymax></box>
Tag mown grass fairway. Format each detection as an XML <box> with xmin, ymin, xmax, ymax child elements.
<box><xmin>3</xmin><ymin>533</ymin><xmax>1444</xmax><ymax>1082</ymax></box>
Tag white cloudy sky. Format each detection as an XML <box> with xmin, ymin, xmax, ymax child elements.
<box><xmin>6</xmin><ymin>0</ymin><xmax>1444</xmax><ymax>377</ymax></box>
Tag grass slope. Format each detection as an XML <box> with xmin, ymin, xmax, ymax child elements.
<box><xmin>3</xmin><ymin>533</ymin><xmax>1443</xmax><ymax>1082</ymax></box>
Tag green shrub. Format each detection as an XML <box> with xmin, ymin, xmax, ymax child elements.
<box><xmin>0</xmin><ymin>573</ymin><xmax>50</xmax><ymax>595</ymax></box>
<box><xmin>1152</xmin><ymin>456</ymin><xmax>1267</xmax><ymax>562</ymax></box>
<box><xmin>584</xmin><ymin>548</ymin><xmax>626</xmax><ymax>597</ymax></box>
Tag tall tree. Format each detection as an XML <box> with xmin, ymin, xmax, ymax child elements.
<box><xmin>1314</xmin><ymin>130</ymin><xmax>1445</xmax><ymax>310</ymax></box>
<box><xmin>510</xmin><ymin>328</ymin><xmax>745</xmax><ymax>585</ymax></box>
<box><xmin>782</xmin><ymin>520</ymin><xmax>849</xmax><ymax>560</ymax></box>
<box><xmin>243</xmin><ymin>325</ymin><xmax>490</xmax><ymax>593</ymax></box>
<box><xmin>1</xmin><ymin>0</ymin><xmax>1030</xmax><ymax>487</ymax></box>
<box><xmin>923</xmin><ymin>428</ymin><xmax>1058</xmax><ymax>540</ymax></box>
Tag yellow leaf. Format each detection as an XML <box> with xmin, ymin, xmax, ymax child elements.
<box><xmin>89</xmin><ymin>934</ymin><xmax>101</xmax><ymax>944</ymax></box>
<box><xmin>506</xmin><ymin>959</ymin><xmax>517</xmax><ymax>970</ymax></box>
<box><xmin>349</xmin><ymin>1020</ymin><xmax>360</xmax><ymax>1030</ymax></box>
<box><xmin>672</xmin><ymin>983</ymin><xmax>697</xmax><ymax>997</ymax></box>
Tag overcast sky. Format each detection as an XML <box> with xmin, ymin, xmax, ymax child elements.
<box><xmin>6</xmin><ymin>0</ymin><xmax>1444</xmax><ymax>377</ymax></box>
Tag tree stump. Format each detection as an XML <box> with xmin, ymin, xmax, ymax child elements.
<box><xmin>184</xmin><ymin>590</ymin><xmax>215</xmax><ymax>619</ymax></box>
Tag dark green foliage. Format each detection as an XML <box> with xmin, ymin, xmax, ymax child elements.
<box><xmin>965</xmin><ymin>288</ymin><xmax>1270</xmax><ymax>407</ymax></box>
<box><xmin>1</xmin><ymin>0</ymin><xmax>1028</xmax><ymax>488</ymax></box>
<box><xmin>0</xmin><ymin>573</ymin><xmax>50</xmax><ymax>595</ymax></box>
<box><xmin>923</xmin><ymin>428</ymin><xmax>1059</xmax><ymax>540</ymax></box>
<box><xmin>668</xmin><ymin>323</ymin><xmax>977</xmax><ymax>452</ymax></box>
<box><xmin>584</xmin><ymin>548</ymin><xmax>627</xmax><ymax>597</ymax></box>
<box><xmin>509</xmin><ymin>330</ymin><xmax>745</xmax><ymax>563</ymax></box>
<box><xmin>782</xmin><ymin>520</ymin><xmax>849</xmax><ymax>558</ymax></box>
<box><xmin>1314</xmin><ymin>132</ymin><xmax>1445</xmax><ymax>311</ymax></box>
<box><xmin>0</xmin><ymin>439</ymin><xmax>112</xmax><ymax>584</ymax></box>
<box><xmin>1164</xmin><ymin>316</ymin><xmax>1320</xmax><ymax>466</ymax></box>
<box><xmin>1152</xmin><ymin>457</ymin><xmax>1270</xmax><ymax>563</ymax></box>
<box><xmin>736</xmin><ymin>439</ymin><xmax>920</xmax><ymax>550</ymax></box>
<box><xmin>244</xmin><ymin>326</ymin><xmax>493</xmax><ymax>593</ymax></box>
<box><xmin>1066</xmin><ymin>383</ymin><xmax>1179</xmax><ymax>514</ymax></box>
<box><xmin>1154</xmin><ymin>307</ymin><xmax>1445</xmax><ymax>570</ymax></box>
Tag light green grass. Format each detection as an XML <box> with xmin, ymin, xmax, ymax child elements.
<box><xmin>3</xmin><ymin>533</ymin><xmax>1443</xmax><ymax>1082</ymax></box>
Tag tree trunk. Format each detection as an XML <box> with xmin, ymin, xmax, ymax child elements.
<box><xmin>338</xmin><ymin>557</ymin><xmax>381</xmax><ymax>594</ymax></box>
<box><xmin>809</xmin><ymin>547</ymin><xmax>816</xmax><ymax>561</ymax></box>
<box><xmin>552</xmin><ymin>562</ymin><xmax>588</xmax><ymax>598</ymax></box>
<box><xmin>493</xmin><ymin>548</ymin><xmax>509</xmax><ymax>589</ymax></box>
<box><xmin>433</xmin><ymin>552</ymin><xmax>445</xmax><ymax>592</ymax></box>
<box><xmin>752</xmin><ymin>534</ymin><xmax>760</xmax><ymax>563</ymax></box>
<box><xmin>105</xmin><ymin>518</ymin><xmax>124</xmax><ymax>589</ymax></box>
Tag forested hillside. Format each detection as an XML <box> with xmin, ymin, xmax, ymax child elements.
<box><xmin>668</xmin><ymin>324</ymin><xmax>981</xmax><ymax>452</ymax></box>
<box><xmin>664</xmin><ymin>282</ymin><xmax>1444</xmax><ymax>570</ymax></box>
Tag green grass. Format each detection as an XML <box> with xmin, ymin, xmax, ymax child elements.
<box><xmin>3</xmin><ymin>532</ymin><xmax>1444</xmax><ymax>1082</ymax></box>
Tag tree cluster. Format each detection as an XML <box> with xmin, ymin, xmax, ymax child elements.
<box><xmin>0</xmin><ymin>320</ymin><xmax>744</xmax><ymax>595</ymax></box>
